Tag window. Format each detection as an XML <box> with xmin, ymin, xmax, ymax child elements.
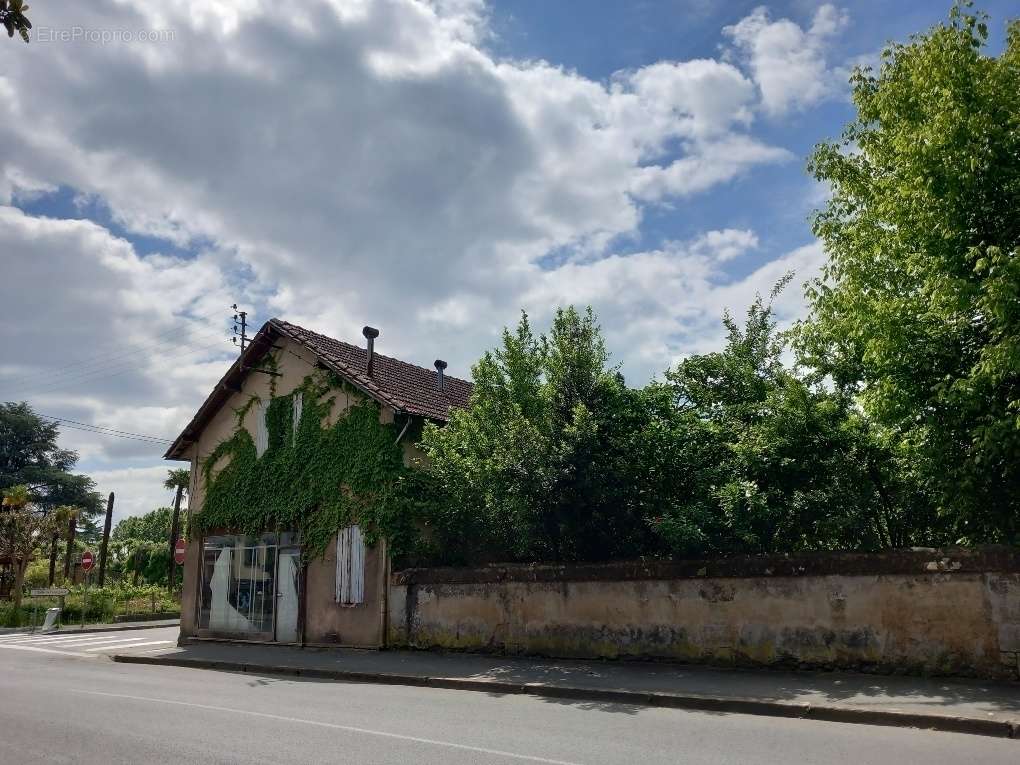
<box><xmin>254</xmin><ymin>398</ymin><xmax>269</xmax><ymax>457</ymax></box>
<box><xmin>336</xmin><ymin>525</ymin><xmax>365</xmax><ymax>605</ymax></box>
<box><xmin>292</xmin><ymin>392</ymin><xmax>303</xmax><ymax>445</ymax></box>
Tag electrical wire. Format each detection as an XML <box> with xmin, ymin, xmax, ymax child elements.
<box><xmin>35</xmin><ymin>413</ymin><xmax>173</xmax><ymax>443</ymax></box>
<box><xmin>0</xmin><ymin>307</ymin><xmax>244</xmax><ymax>389</ymax></box>
<box><xmin>36</xmin><ymin>418</ymin><xmax>172</xmax><ymax>445</ymax></box>
<box><xmin>2</xmin><ymin>337</ymin><xmax>234</xmax><ymax>399</ymax></box>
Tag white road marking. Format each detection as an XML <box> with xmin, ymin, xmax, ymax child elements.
<box><xmin>74</xmin><ymin>690</ymin><xmax>586</xmax><ymax>765</ymax></box>
<box><xmin>59</xmin><ymin>636</ymin><xmax>166</xmax><ymax>648</ymax></box>
<box><xmin>86</xmin><ymin>640</ymin><xmax>173</xmax><ymax>652</ymax></box>
<box><xmin>12</xmin><ymin>635</ymin><xmax>133</xmax><ymax>645</ymax></box>
<box><xmin>0</xmin><ymin>644</ymin><xmax>93</xmax><ymax>658</ymax></box>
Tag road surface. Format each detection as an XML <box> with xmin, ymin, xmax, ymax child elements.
<box><xmin>0</xmin><ymin>626</ymin><xmax>1016</xmax><ymax>764</ymax></box>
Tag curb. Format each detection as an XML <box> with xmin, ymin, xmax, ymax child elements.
<box><xmin>111</xmin><ymin>654</ymin><xmax>1020</xmax><ymax>740</ymax></box>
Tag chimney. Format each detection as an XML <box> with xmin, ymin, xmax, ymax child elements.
<box><xmin>434</xmin><ymin>359</ymin><xmax>448</xmax><ymax>391</ymax></box>
<box><xmin>363</xmin><ymin>326</ymin><xmax>380</xmax><ymax>376</ymax></box>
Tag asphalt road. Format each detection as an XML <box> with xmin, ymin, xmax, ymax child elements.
<box><xmin>0</xmin><ymin>627</ymin><xmax>1016</xmax><ymax>764</ymax></box>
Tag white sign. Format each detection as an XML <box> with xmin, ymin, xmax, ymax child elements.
<box><xmin>30</xmin><ymin>588</ymin><xmax>69</xmax><ymax>597</ymax></box>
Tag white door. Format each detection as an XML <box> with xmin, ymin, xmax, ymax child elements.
<box><xmin>275</xmin><ymin>550</ymin><xmax>300</xmax><ymax>643</ymax></box>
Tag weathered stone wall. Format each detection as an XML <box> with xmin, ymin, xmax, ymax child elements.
<box><xmin>388</xmin><ymin>548</ymin><xmax>1020</xmax><ymax>679</ymax></box>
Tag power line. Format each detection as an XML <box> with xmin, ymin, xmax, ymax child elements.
<box><xmin>2</xmin><ymin>336</ymin><xmax>234</xmax><ymax>399</ymax></box>
<box><xmin>36</xmin><ymin>415</ymin><xmax>172</xmax><ymax>445</ymax></box>
<box><xmin>0</xmin><ymin>308</ymin><xmax>242</xmax><ymax>389</ymax></box>
<box><xmin>35</xmin><ymin>413</ymin><xmax>173</xmax><ymax>443</ymax></box>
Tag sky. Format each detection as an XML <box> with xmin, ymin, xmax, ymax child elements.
<box><xmin>1</xmin><ymin>0</ymin><xmax>1016</xmax><ymax>523</ymax></box>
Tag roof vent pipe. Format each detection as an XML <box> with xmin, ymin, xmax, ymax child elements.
<box><xmin>363</xmin><ymin>326</ymin><xmax>380</xmax><ymax>376</ymax></box>
<box><xmin>434</xmin><ymin>359</ymin><xmax>448</xmax><ymax>391</ymax></box>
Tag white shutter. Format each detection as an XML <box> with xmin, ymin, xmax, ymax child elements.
<box><xmin>336</xmin><ymin>525</ymin><xmax>366</xmax><ymax>605</ymax></box>
<box><xmin>254</xmin><ymin>399</ymin><xmax>269</xmax><ymax>457</ymax></box>
<box><xmin>292</xmin><ymin>392</ymin><xmax>303</xmax><ymax>445</ymax></box>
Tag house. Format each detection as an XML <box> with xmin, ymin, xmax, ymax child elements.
<box><xmin>165</xmin><ymin>318</ymin><xmax>472</xmax><ymax>647</ymax></box>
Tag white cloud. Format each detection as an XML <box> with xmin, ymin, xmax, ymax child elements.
<box><xmin>723</xmin><ymin>4</ymin><xmax>849</xmax><ymax>116</ymax></box>
<box><xmin>0</xmin><ymin>1</ymin><xmax>840</xmax><ymax>517</ymax></box>
<box><xmin>87</xmin><ymin>465</ymin><xmax>181</xmax><ymax>525</ymax></box>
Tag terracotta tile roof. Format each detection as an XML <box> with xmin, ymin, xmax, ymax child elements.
<box><xmin>270</xmin><ymin>319</ymin><xmax>473</xmax><ymax>421</ymax></box>
<box><xmin>165</xmin><ymin>318</ymin><xmax>472</xmax><ymax>460</ymax></box>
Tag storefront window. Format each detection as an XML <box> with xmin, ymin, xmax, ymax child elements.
<box><xmin>199</xmin><ymin>533</ymin><xmax>298</xmax><ymax>638</ymax></box>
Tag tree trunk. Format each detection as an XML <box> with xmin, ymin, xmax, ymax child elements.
<box><xmin>98</xmin><ymin>492</ymin><xmax>115</xmax><ymax>587</ymax></box>
<box><xmin>47</xmin><ymin>533</ymin><xmax>58</xmax><ymax>586</ymax></box>
<box><xmin>63</xmin><ymin>515</ymin><xmax>77</xmax><ymax>582</ymax></box>
<box><xmin>12</xmin><ymin>557</ymin><xmax>26</xmax><ymax>612</ymax></box>
<box><xmin>167</xmin><ymin>484</ymin><xmax>184</xmax><ymax>591</ymax></box>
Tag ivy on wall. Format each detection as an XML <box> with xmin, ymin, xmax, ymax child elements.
<box><xmin>194</xmin><ymin>368</ymin><xmax>432</xmax><ymax>560</ymax></box>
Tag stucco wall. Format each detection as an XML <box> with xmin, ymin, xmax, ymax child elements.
<box><xmin>389</xmin><ymin>548</ymin><xmax>1020</xmax><ymax>679</ymax></box>
<box><xmin>305</xmin><ymin>535</ymin><xmax>388</xmax><ymax>647</ymax></box>
<box><xmin>177</xmin><ymin>336</ymin><xmax>414</xmax><ymax>644</ymax></box>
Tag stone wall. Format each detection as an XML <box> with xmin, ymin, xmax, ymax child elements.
<box><xmin>388</xmin><ymin>548</ymin><xmax>1020</xmax><ymax>679</ymax></box>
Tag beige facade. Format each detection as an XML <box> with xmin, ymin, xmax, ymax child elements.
<box><xmin>178</xmin><ymin>336</ymin><xmax>409</xmax><ymax>646</ymax></box>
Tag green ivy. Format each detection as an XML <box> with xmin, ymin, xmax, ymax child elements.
<box><xmin>194</xmin><ymin>370</ymin><xmax>432</xmax><ymax>560</ymax></box>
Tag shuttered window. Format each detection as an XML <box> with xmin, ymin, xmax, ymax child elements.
<box><xmin>336</xmin><ymin>525</ymin><xmax>365</xmax><ymax>605</ymax></box>
<box><xmin>292</xmin><ymin>392</ymin><xmax>303</xmax><ymax>445</ymax></box>
<box><xmin>254</xmin><ymin>399</ymin><xmax>269</xmax><ymax>457</ymax></box>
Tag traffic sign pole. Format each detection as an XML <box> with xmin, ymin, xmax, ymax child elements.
<box><xmin>80</xmin><ymin>551</ymin><xmax>95</xmax><ymax>629</ymax></box>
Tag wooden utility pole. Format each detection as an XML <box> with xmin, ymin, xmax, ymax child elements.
<box><xmin>98</xmin><ymin>492</ymin><xmax>115</xmax><ymax>586</ymax></box>
<box><xmin>62</xmin><ymin>514</ymin><xmax>76</xmax><ymax>582</ymax></box>
<box><xmin>167</xmin><ymin>483</ymin><xmax>184</xmax><ymax>590</ymax></box>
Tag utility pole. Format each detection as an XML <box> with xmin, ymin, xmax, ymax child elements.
<box><xmin>98</xmin><ymin>492</ymin><xmax>115</xmax><ymax>587</ymax></box>
<box><xmin>167</xmin><ymin>483</ymin><xmax>184</xmax><ymax>591</ymax></box>
<box><xmin>62</xmin><ymin>514</ymin><xmax>76</xmax><ymax>582</ymax></box>
<box><xmin>232</xmin><ymin>304</ymin><xmax>248</xmax><ymax>354</ymax></box>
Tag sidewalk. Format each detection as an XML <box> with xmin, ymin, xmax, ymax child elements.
<box><xmin>0</xmin><ymin>618</ymin><xmax>180</xmax><ymax>636</ymax></box>
<box><xmin>114</xmin><ymin>640</ymin><xmax>1020</xmax><ymax>739</ymax></box>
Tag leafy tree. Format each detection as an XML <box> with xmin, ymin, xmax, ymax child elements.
<box><xmin>112</xmin><ymin>507</ymin><xmax>175</xmax><ymax>546</ymax></box>
<box><xmin>0</xmin><ymin>402</ymin><xmax>103</xmax><ymax>517</ymax></box>
<box><xmin>422</xmin><ymin>307</ymin><xmax>657</xmax><ymax>563</ymax></box>
<box><xmin>0</xmin><ymin>486</ymin><xmax>74</xmax><ymax>608</ymax></box>
<box><xmin>110</xmin><ymin>507</ymin><xmax>182</xmax><ymax>586</ymax></box>
<box><xmin>0</xmin><ymin>0</ymin><xmax>31</xmax><ymax>43</ymax></box>
<box><xmin>797</xmin><ymin>3</ymin><xmax>1020</xmax><ymax>542</ymax></box>
<box><xmin>652</xmin><ymin>288</ymin><xmax>938</xmax><ymax>556</ymax></box>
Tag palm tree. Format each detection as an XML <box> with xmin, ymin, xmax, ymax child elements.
<box><xmin>0</xmin><ymin>0</ymin><xmax>32</xmax><ymax>43</ymax></box>
<box><xmin>164</xmin><ymin>469</ymin><xmax>190</xmax><ymax>589</ymax></box>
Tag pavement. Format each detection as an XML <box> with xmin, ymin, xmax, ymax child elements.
<box><xmin>2</xmin><ymin>632</ymin><xmax>1019</xmax><ymax>764</ymax></box>
<box><xmin>112</xmin><ymin>635</ymin><xmax>1020</xmax><ymax>739</ymax></box>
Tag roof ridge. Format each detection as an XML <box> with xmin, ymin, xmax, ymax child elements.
<box><xmin>271</xmin><ymin>318</ymin><xmax>473</xmax><ymax>386</ymax></box>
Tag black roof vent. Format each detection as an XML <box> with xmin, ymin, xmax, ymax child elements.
<box><xmin>363</xmin><ymin>326</ymin><xmax>380</xmax><ymax>376</ymax></box>
<box><xmin>434</xmin><ymin>359</ymin><xmax>448</xmax><ymax>391</ymax></box>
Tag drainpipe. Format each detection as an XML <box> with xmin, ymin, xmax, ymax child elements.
<box><xmin>393</xmin><ymin>412</ymin><xmax>412</xmax><ymax>446</ymax></box>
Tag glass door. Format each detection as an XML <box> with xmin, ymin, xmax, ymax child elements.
<box><xmin>275</xmin><ymin>548</ymin><xmax>301</xmax><ymax>643</ymax></box>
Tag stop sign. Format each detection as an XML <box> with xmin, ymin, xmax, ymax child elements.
<box><xmin>81</xmin><ymin>550</ymin><xmax>94</xmax><ymax>572</ymax></box>
<box><xmin>174</xmin><ymin>538</ymin><xmax>187</xmax><ymax>565</ymax></box>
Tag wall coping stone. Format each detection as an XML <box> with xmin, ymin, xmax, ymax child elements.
<box><xmin>392</xmin><ymin>546</ymin><xmax>1020</xmax><ymax>586</ymax></box>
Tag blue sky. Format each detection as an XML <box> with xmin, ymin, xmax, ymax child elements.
<box><xmin>1</xmin><ymin>1</ymin><xmax>1016</xmax><ymax>519</ymax></box>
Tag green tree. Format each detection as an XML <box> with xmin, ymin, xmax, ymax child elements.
<box><xmin>0</xmin><ymin>0</ymin><xmax>31</xmax><ymax>43</ymax></box>
<box><xmin>422</xmin><ymin>307</ymin><xmax>656</xmax><ymax>563</ymax></box>
<box><xmin>111</xmin><ymin>507</ymin><xmax>177</xmax><ymax>586</ymax></box>
<box><xmin>0</xmin><ymin>486</ymin><xmax>73</xmax><ymax>608</ymax></box>
<box><xmin>650</xmin><ymin>286</ymin><xmax>937</xmax><ymax>556</ymax></box>
<box><xmin>0</xmin><ymin>402</ymin><xmax>103</xmax><ymax>517</ymax></box>
<box><xmin>797</xmin><ymin>3</ymin><xmax>1020</xmax><ymax>542</ymax></box>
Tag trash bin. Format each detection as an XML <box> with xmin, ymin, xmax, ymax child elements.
<box><xmin>41</xmin><ymin>607</ymin><xmax>61</xmax><ymax>632</ymax></box>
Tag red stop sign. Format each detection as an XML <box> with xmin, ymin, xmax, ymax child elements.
<box><xmin>81</xmin><ymin>551</ymin><xmax>94</xmax><ymax>572</ymax></box>
<box><xmin>174</xmin><ymin>538</ymin><xmax>187</xmax><ymax>565</ymax></box>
